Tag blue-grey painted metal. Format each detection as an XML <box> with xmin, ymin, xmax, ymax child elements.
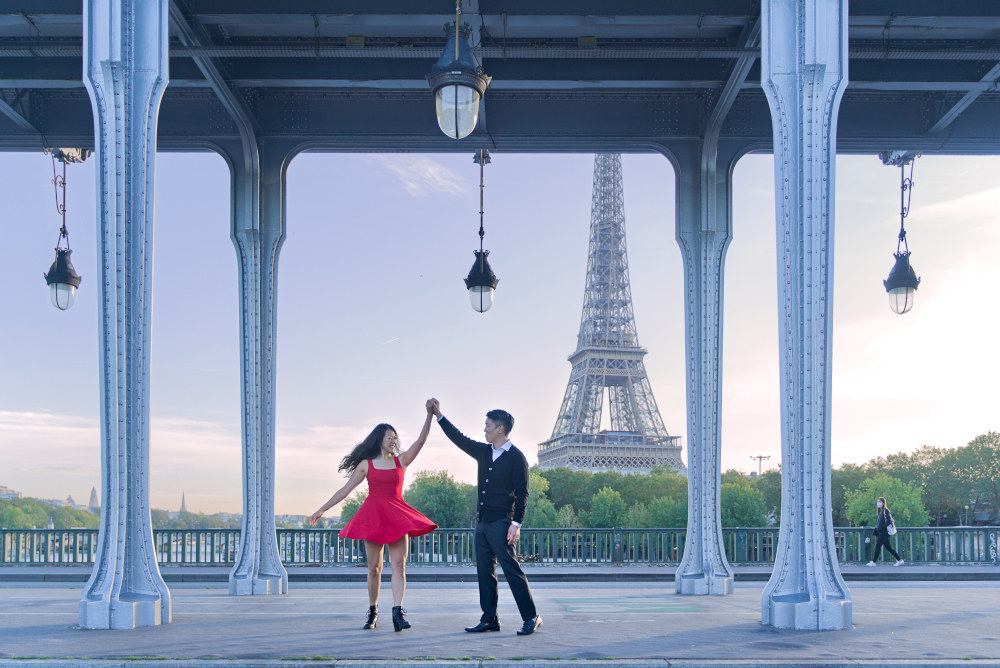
<box><xmin>78</xmin><ymin>0</ymin><xmax>172</xmax><ymax>630</ymax></box>
<box><xmin>165</xmin><ymin>1</ymin><xmax>286</xmax><ymax>597</ymax></box>
<box><xmin>5</xmin><ymin>527</ymin><xmax>998</xmax><ymax>567</ymax></box>
<box><xmin>673</xmin><ymin>19</ymin><xmax>760</xmax><ymax>599</ymax></box>
<box><xmin>760</xmin><ymin>0</ymin><xmax>852</xmax><ymax>631</ymax></box>
<box><xmin>225</xmin><ymin>136</ymin><xmax>290</xmax><ymax>596</ymax></box>
<box><xmin>673</xmin><ymin>137</ymin><xmax>736</xmax><ymax>596</ymax></box>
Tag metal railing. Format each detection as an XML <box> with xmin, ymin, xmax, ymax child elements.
<box><xmin>2</xmin><ymin>526</ymin><xmax>997</xmax><ymax>567</ymax></box>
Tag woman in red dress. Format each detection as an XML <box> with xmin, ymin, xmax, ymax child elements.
<box><xmin>309</xmin><ymin>402</ymin><xmax>437</xmax><ymax>631</ymax></box>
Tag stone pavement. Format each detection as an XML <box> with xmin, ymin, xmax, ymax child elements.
<box><xmin>1</xmin><ymin>581</ymin><xmax>998</xmax><ymax>662</ymax></box>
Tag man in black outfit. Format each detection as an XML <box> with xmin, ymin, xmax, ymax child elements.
<box><xmin>428</xmin><ymin>398</ymin><xmax>541</xmax><ymax>636</ymax></box>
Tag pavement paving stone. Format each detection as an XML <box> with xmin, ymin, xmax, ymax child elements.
<box><xmin>1</xmin><ymin>584</ymin><xmax>998</xmax><ymax>662</ymax></box>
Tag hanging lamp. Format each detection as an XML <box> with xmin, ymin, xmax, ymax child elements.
<box><xmin>883</xmin><ymin>156</ymin><xmax>921</xmax><ymax>315</ymax></box>
<box><xmin>427</xmin><ymin>0</ymin><xmax>491</xmax><ymax>140</ymax></box>
<box><xmin>465</xmin><ymin>149</ymin><xmax>498</xmax><ymax>312</ymax></box>
<box><xmin>43</xmin><ymin>148</ymin><xmax>88</xmax><ymax>310</ymax></box>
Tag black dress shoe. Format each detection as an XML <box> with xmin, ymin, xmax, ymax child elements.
<box><xmin>516</xmin><ymin>615</ymin><xmax>542</xmax><ymax>635</ymax></box>
<box><xmin>465</xmin><ymin>619</ymin><xmax>501</xmax><ymax>632</ymax></box>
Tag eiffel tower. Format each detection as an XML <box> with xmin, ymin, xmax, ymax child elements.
<box><xmin>538</xmin><ymin>154</ymin><xmax>684</xmax><ymax>474</ymax></box>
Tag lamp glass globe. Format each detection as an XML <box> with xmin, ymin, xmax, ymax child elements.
<box><xmin>50</xmin><ymin>283</ymin><xmax>76</xmax><ymax>311</ymax></box>
<box><xmin>888</xmin><ymin>286</ymin><xmax>915</xmax><ymax>315</ymax></box>
<box><xmin>435</xmin><ymin>84</ymin><xmax>480</xmax><ymax>139</ymax></box>
<box><xmin>469</xmin><ymin>285</ymin><xmax>493</xmax><ymax>313</ymax></box>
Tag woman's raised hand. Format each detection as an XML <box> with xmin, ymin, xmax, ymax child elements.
<box><xmin>426</xmin><ymin>398</ymin><xmax>436</xmax><ymax>414</ymax></box>
<box><xmin>309</xmin><ymin>511</ymin><xmax>322</xmax><ymax>527</ymax></box>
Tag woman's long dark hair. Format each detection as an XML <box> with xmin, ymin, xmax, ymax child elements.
<box><xmin>339</xmin><ymin>423</ymin><xmax>398</xmax><ymax>475</ymax></box>
<box><xmin>877</xmin><ymin>496</ymin><xmax>889</xmax><ymax>515</ymax></box>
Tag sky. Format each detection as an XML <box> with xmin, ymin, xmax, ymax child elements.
<box><xmin>0</xmin><ymin>149</ymin><xmax>997</xmax><ymax>516</ymax></box>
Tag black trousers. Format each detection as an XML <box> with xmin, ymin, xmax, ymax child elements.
<box><xmin>475</xmin><ymin>517</ymin><xmax>537</xmax><ymax>623</ymax></box>
<box><xmin>873</xmin><ymin>532</ymin><xmax>901</xmax><ymax>561</ymax></box>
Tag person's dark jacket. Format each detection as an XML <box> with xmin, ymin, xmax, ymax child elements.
<box><xmin>437</xmin><ymin>417</ymin><xmax>529</xmax><ymax>524</ymax></box>
<box><xmin>872</xmin><ymin>509</ymin><xmax>894</xmax><ymax>538</ymax></box>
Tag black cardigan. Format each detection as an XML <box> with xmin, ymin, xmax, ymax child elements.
<box><xmin>438</xmin><ymin>417</ymin><xmax>530</xmax><ymax>524</ymax></box>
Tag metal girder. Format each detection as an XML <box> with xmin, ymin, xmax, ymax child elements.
<box><xmin>5</xmin><ymin>45</ymin><xmax>1000</xmax><ymax>60</ymax></box>
<box><xmin>0</xmin><ymin>91</ymin><xmax>38</xmax><ymax>132</ymax></box>
<box><xmin>167</xmin><ymin>0</ymin><xmax>262</xmax><ymax>138</ymax></box>
<box><xmin>8</xmin><ymin>78</ymin><xmax>1000</xmax><ymax>93</ymax></box>
<box><xmin>926</xmin><ymin>63</ymin><xmax>1000</xmax><ymax>135</ymax></box>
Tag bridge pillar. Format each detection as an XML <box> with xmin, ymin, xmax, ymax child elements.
<box><xmin>78</xmin><ymin>0</ymin><xmax>171</xmax><ymax>629</ymax></box>
<box><xmin>672</xmin><ymin>137</ymin><xmax>746</xmax><ymax>596</ymax></box>
<box><xmin>760</xmin><ymin>0</ymin><xmax>852</xmax><ymax>630</ymax></box>
<box><xmin>220</xmin><ymin>136</ymin><xmax>290</xmax><ymax>596</ymax></box>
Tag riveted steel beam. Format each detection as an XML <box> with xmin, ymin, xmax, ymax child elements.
<box><xmin>78</xmin><ymin>0</ymin><xmax>172</xmax><ymax>630</ymax></box>
<box><xmin>926</xmin><ymin>63</ymin><xmax>1000</xmax><ymax>135</ymax></box>
<box><xmin>760</xmin><ymin>0</ymin><xmax>852</xmax><ymax>631</ymax></box>
<box><xmin>0</xmin><ymin>91</ymin><xmax>38</xmax><ymax>132</ymax></box>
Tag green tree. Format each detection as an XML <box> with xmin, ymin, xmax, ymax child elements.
<box><xmin>618</xmin><ymin>470</ymin><xmax>687</xmax><ymax>508</ymax></box>
<box><xmin>555</xmin><ymin>504</ymin><xmax>580</xmax><ymax>529</ymax></box>
<box><xmin>956</xmin><ymin>431</ymin><xmax>1000</xmax><ymax>524</ymax></box>
<box><xmin>0</xmin><ymin>497</ymin><xmax>99</xmax><ymax>529</ymax></box>
<box><xmin>753</xmin><ymin>468</ymin><xmax>782</xmax><ymax>525</ymax></box>
<box><xmin>338</xmin><ymin>490</ymin><xmax>368</xmax><ymax>526</ymax></box>
<box><xmin>403</xmin><ymin>470</ymin><xmax>468</xmax><ymax>527</ymax></box>
<box><xmin>457</xmin><ymin>482</ymin><xmax>478</xmax><ymax>528</ymax></box>
<box><xmin>831</xmin><ymin>463</ymin><xmax>867</xmax><ymax>526</ymax></box>
<box><xmin>867</xmin><ymin>445</ymin><xmax>965</xmax><ymax>526</ymax></box>
<box><xmin>720</xmin><ymin>483</ymin><xmax>767</xmax><ymax>527</ymax></box>
<box><xmin>583</xmin><ymin>487</ymin><xmax>626</xmax><ymax>528</ymax></box>
<box><xmin>721</xmin><ymin>469</ymin><xmax>751</xmax><ymax>488</ymax></box>
<box><xmin>536</xmin><ymin>467</ymin><xmax>592</xmax><ymax>512</ymax></box>
<box><xmin>844</xmin><ymin>474</ymin><xmax>930</xmax><ymax>528</ymax></box>
<box><xmin>583</xmin><ymin>472</ymin><xmax>625</xmax><ymax>511</ymax></box>
<box><xmin>649</xmin><ymin>496</ymin><xmax>687</xmax><ymax>528</ymax></box>
<box><xmin>622</xmin><ymin>502</ymin><xmax>651</xmax><ymax>528</ymax></box>
<box><xmin>523</xmin><ymin>470</ymin><xmax>558</xmax><ymax>527</ymax></box>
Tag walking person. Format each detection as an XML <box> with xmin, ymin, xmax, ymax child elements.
<box><xmin>428</xmin><ymin>398</ymin><xmax>542</xmax><ymax>635</ymax></box>
<box><xmin>309</xmin><ymin>405</ymin><xmax>438</xmax><ymax>631</ymax></box>
<box><xmin>865</xmin><ymin>496</ymin><xmax>905</xmax><ymax>567</ymax></box>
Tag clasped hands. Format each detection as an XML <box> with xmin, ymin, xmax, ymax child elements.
<box><xmin>425</xmin><ymin>398</ymin><xmax>441</xmax><ymax>417</ymax></box>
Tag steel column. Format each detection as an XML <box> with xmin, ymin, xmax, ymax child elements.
<box><xmin>78</xmin><ymin>0</ymin><xmax>171</xmax><ymax>629</ymax></box>
<box><xmin>760</xmin><ymin>0</ymin><xmax>852</xmax><ymax>630</ymax></box>
<box><xmin>673</xmin><ymin>17</ymin><xmax>760</xmax><ymax>598</ymax></box>
<box><xmin>222</xmin><ymin>134</ymin><xmax>289</xmax><ymax>596</ymax></box>
<box><xmin>673</xmin><ymin>138</ymin><xmax>746</xmax><ymax>596</ymax></box>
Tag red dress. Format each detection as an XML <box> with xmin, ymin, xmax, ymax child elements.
<box><xmin>338</xmin><ymin>456</ymin><xmax>437</xmax><ymax>544</ymax></box>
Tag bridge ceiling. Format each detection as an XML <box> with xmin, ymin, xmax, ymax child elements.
<box><xmin>2</xmin><ymin>1</ymin><xmax>999</xmax><ymax>152</ymax></box>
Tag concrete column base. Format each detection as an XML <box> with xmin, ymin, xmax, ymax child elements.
<box><xmin>765</xmin><ymin>593</ymin><xmax>852</xmax><ymax>630</ymax></box>
<box><xmin>676</xmin><ymin>572</ymin><xmax>734</xmax><ymax>596</ymax></box>
<box><xmin>229</xmin><ymin>573</ymin><xmax>287</xmax><ymax>596</ymax></box>
<box><xmin>79</xmin><ymin>593</ymin><xmax>167</xmax><ymax>629</ymax></box>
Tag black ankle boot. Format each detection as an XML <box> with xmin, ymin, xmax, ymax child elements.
<box><xmin>392</xmin><ymin>605</ymin><xmax>410</xmax><ymax>632</ymax></box>
<box><xmin>364</xmin><ymin>604</ymin><xmax>378</xmax><ymax>629</ymax></box>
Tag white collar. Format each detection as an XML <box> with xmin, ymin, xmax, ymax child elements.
<box><xmin>493</xmin><ymin>440</ymin><xmax>513</xmax><ymax>453</ymax></box>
